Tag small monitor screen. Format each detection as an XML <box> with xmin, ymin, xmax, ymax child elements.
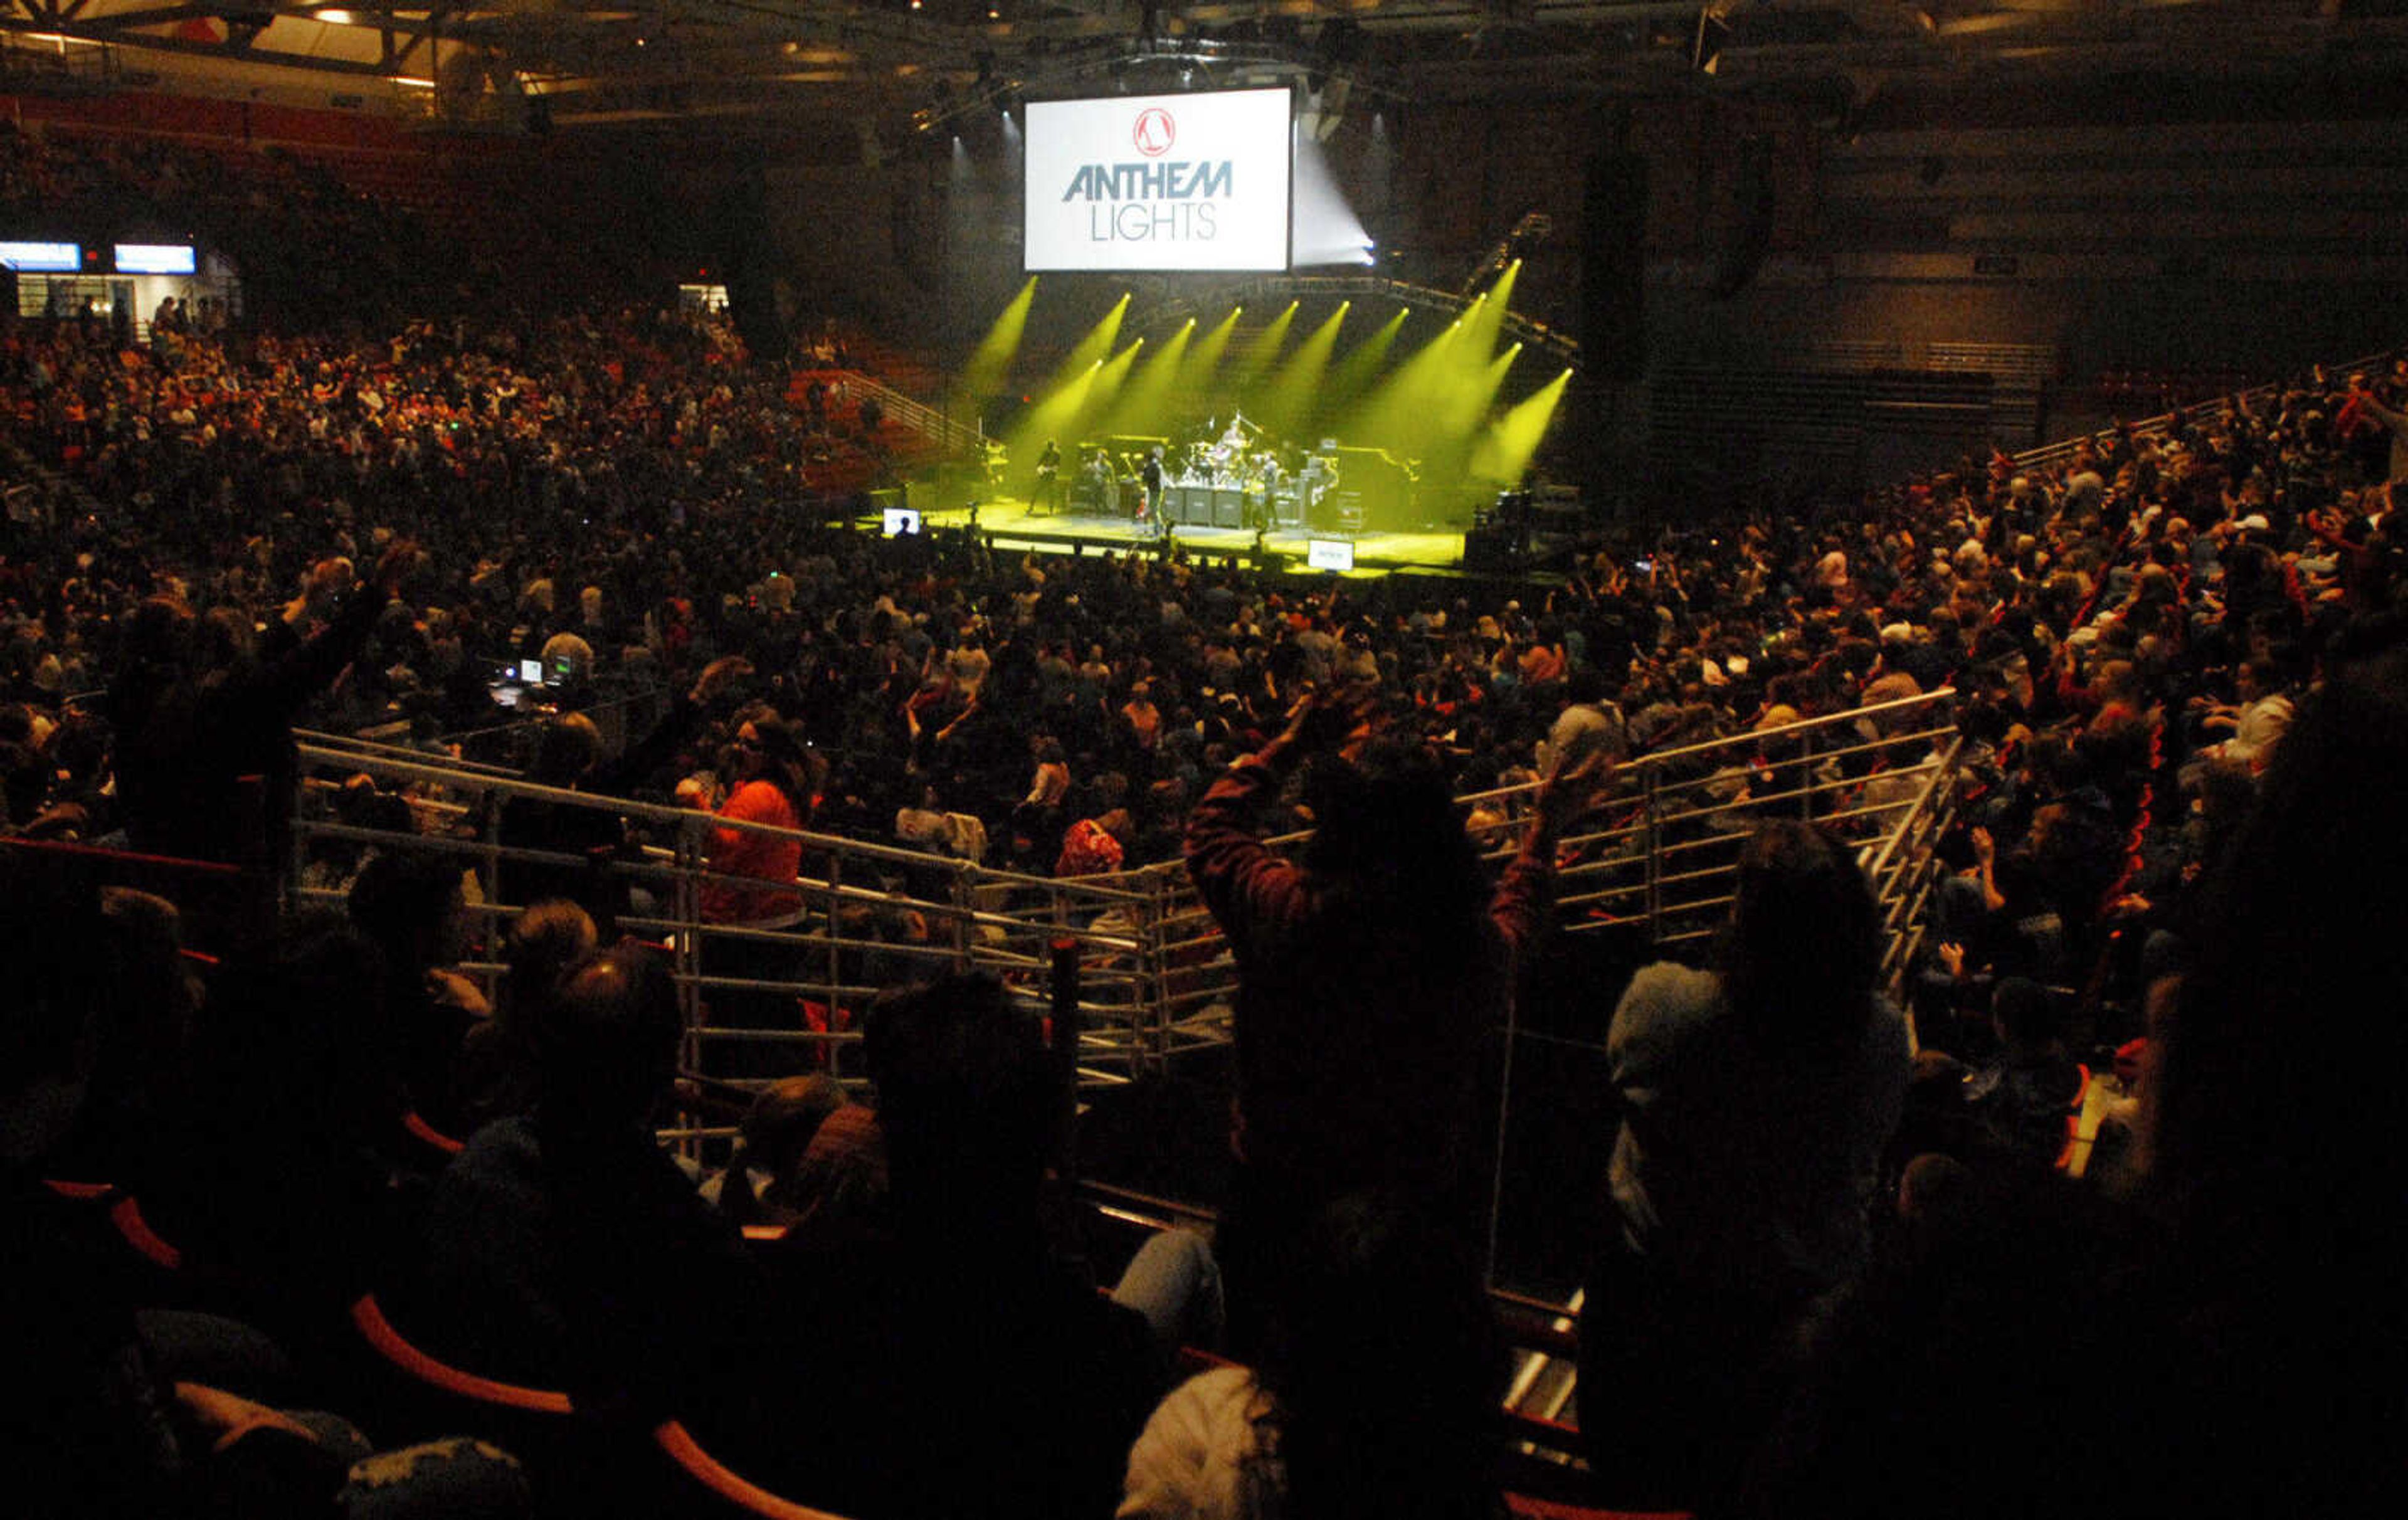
<box><xmin>1306</xmin><ymin>538</ymin><xmax>1356</xmax><ymax>573</ymax></box>
<box><xmin>0</xmin><ymin>241</ymin><xmax>80</xmax><ymax>272</ymax></box>
<box><xmin>518</xmin><ymin>658</ymin><xmax>544</xmax><ymax>684</ymax></box>
<box><xmin>882</xmin><ymin>506</ymin><xmax>923</xmax><ymax>537</ymax></box>
<box><xmin>114</xmin><ymin>244</ymin><xmax>197</xmax><ymax>275</ymax></box>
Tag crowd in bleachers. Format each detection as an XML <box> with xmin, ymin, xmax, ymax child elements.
<box><xmin>1</xmin><ymin>119</ymin><xmax>457</xmax><ymax>331</ymax></box>
<box><xmin>6</xmin><ymin>145</ymin><xmax>2408</xmax><ymax>1512</ymax></box>
<box><xmin>6</xmin><ymin>303</ymin><xmax>2405</xmax><ymax>956</ymax></box>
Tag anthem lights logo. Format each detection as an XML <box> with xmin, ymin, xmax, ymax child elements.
<box><xmin>1133</xmin><ymin>108</ymin><xmax>1175</xmax><ymax>157</ymax></box>
<box><xmin>1059</xmin><ymin>106</ymin><xmax>1233</xmax><ymax>245</ymax></box>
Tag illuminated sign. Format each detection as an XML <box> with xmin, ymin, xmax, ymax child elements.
<box><xmin>0</xmin><ymin>241</ymin><xmax>81</xmax><ymax>272</ymax></box>
<box><xmin>1306</xmin><ymin>537</ymin><xmax>1356</xmax><ymax>573</ymax></box>
<box><xmin>114</xmin><ymin>245</ymin><xmax>198</xmax><ymax>275</ymax></box>
<box><xmin>1025</xmin><ymin>89</ymin><xmax>1291</xmax><ymax>273</ymax></box>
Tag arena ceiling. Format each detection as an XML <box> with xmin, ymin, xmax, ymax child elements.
<box><xmin>3</xmin><ymin>0</ymin><xmax>2406</xmax><ymax>140</ymax></box>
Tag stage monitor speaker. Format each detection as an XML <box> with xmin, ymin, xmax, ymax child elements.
<box><xmin>1463</xmin><ymin>524</ymin><xmax>1521</xmax><ymax>571</ymax></box>
<box><xmin>1582</xmin><ymin>150</ymin><xmax>1647</xmax><ymax>383</ymax></box>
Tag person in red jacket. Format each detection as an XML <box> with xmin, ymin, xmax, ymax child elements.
<box><xmin>699</xmin><ymin>708</ymin><xmax>816</xmax><ymax>1079</ymax></box>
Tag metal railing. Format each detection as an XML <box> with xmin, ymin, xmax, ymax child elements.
<box><xmin>2011</xmin><ymin>346</ymin><xmax>2398</xmax><ymax>471</ymax></box>
<box><xmin>289</xmin><ymin>744</ymin><xmax>1166</xmax><ymax>1095</ymax></box>
<box><xmin>842</xmin><ymin>373</ymin><xmax>986</xmax><ymax>456</ymax></box>
<box><xmin>0</xmin><ymin>31</ymin><xmax>120</xmax><ymax>87</ymax></box>
<box><xmin>290</xmin><ymin>686</ymin><xmax>1963</xmax><ymax>1094</ymax></box>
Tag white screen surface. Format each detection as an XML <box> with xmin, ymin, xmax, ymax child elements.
<box><xmin>0</xmin><ymin>241</ymin><xmax>80</xmax><ymax>272</ymax></box>
<box><xmin>115</xmin><ymin>244</ymin><xmax>198</xmax><ymax>275</ymax></box>
<box><xmin>1025</xmin><ymin>88</ymin><xmax>1291</xmax><ymax>273</ymax></box>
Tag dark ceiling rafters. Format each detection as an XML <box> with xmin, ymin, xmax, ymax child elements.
<box><xmin>3</xmin><ymin>2</ymin><xmax>2407</xmax><ymax>136</ymax></box>
<box><xmin>2</xmin><ymin>3</ymin><xmax>448</xmax><ymax>80</ymax></box>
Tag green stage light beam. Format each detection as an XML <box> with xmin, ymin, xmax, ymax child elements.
<box><xmin>1440</xmin><ymin>342</ymin><xmax>1521</xmax><ymax>441</ymax></box>
<box><xmin>1321</xmin><ymin>307</ymin><xmax>1407</xmax><ymax>426</ymax></box>
<box><xmin>1093</xmin><ymin>319</ymin><xmax>1195</xmax><ymax>441</ymax></box>
<box><xmin>1067</xmin><ymin>338</ymin><xmax>1144</xmax><ymax>443</ymax></box>
<box><xmin>1041</xmin><ymin>295</ymin><xmax>1131</xmax><ymax>394</ymax></box>
<box><xmin>1010</xmin><ymin>361</ymin><xmax>1104</xmax><ymax>478</ymax></box>
<box><xmin>1406</xmin><ymin>343</ymin><xmax>1524</xmax><ymax>504</ymax></box>
<box><xmin>1459</xmin><ymin>265</ymin><xmax>1518</xmax><ymax>357</ymax></box>
<box><xmin>1225</xmin><ymin>300</ymin><xmax>1297</xmax><ymax>403</ymax></box>
<box><xmin>1341</xmin><ymin>313</ymin><xmax>1467</xmax><ymax>455</ymax></box>
<box><xmin>956</xmin><ymin>276</ymin><xmax>1035</xmax><ymax>417</ymax></box>
<box><xmin>1256</xmin><ymin>303</ymin><xmax>1346</xmax><ymax>437</ymax></box>
<box><xmin>1469</xmin><ymin>367</ymin><xmax>1572</xmax><ymax>487</ymax></box>
<box><xmin>999</xmin><ymin>297</ymin><xmax>1133</xmax><ymax>483</ymax></box>
<box><xmin>1177</xmin><ymin>307</ymin><xmax>1242</xmax><ymax>407</ymax></box>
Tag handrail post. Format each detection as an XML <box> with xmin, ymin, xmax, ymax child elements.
<box><xmin>672</xmin><ymin>812</ymin><xmax>705</xmax><ymax>1164</ymax></box>
<box><xmin>1485</xmin><ymin>979</ymin><xmax>1519</xmax><ymax>1297</ymax></box>
<box><xmin>1149</xmin><ymin>868</ymin><xmax>1175</xmax><ymax>1076</ymax></box>
<box><xmin>823</xmin><ymin>842</ymin><xmax>845</xmax><ymax>1079</ymax></box>
<box><xmin>950</xmin><ymin>859</ymin><xmax>975</xmax><ymax>970</ymax></box>
<box><xmin>1643</xmin><ymin>765</ymin><xmax>1663</xmax><ymax>946</ymax></box>
<box><xmin>482</xmin><ymin>784</ymin><xmax>504</xmax><ymax>925</ymax></box>
<box><xmin>286</xmin><ymin>767</ymin><xmax>309</xmax><ymax>912</ymax></box>
<box><xmin>1048</xmin><ymin>936</ymin><xmax>1082</xmax><ymax>1184</ymax></box>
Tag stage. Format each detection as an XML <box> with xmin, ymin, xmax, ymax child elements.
<box><xmin>894</xmin><ymin>492</ymin><xmax>1476</xmax><ymax>575</ymax></box>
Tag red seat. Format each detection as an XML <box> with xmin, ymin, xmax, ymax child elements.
<box><xmin>347</xmin><ymin>1293</ymin><xmax>573</xmax><ymax>1416</ymax></box>
<box><xmin>1504</xmin><ymin>1496</ymin><xmax>1691</xmax><ymax>1520</ymax></box>
<box><xmin>110</xmin><ymin>1194</ymin><xmax>184</xmax><ymax>1272</ymax></box>
<box><xmin>652</xmin><ymin>1419</ymin><xmax>858</xmax><ymax>1519</ymax></box>
<box><xmin>402</xmin><ymin>1110</ymin><xmax>466</xmax><ymax>1158</ymax></box>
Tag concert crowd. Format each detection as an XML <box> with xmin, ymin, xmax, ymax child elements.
<box><xmin>4</xmin><ymin>125</ymin><xmax>2405</xmax><ymax>1520</ymax></box>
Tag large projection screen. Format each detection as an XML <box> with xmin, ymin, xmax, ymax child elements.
<box><xmin>1025</xmin><ymin>88</ymin><xmax>1292</xmax><ymax>273</ymax></box>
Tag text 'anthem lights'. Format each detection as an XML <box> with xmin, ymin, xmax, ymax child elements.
<box><xmin>1060</xmin><ymin>160</ymin><xmax>1236</xmax><ymax>242</ymax></box>
<box><xmin>1060</xmin><ymin>161</ymin><xmax>1236</xmax><ymax>203</ymax></box>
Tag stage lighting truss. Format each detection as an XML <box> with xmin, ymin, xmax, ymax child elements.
<box><xmin>1459</xmin><ymin>210</ymin><xmax>1552</xmax><ymax>299</ymax></box>
<box><xmin>909</xmin><ymin>35</ymin><xmax>1393</xmax><ymax>136</ymax></box>
<box><xmin>1128</xmin><ymin>275</ymin><xmax>1583</xmax><ymax>371</ymax></box>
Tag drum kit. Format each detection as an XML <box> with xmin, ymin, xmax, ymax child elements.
<box><xmin>1052</xmin><ymin>411</ymin><xmax>1343</xmax><ymax>530</ymax></box>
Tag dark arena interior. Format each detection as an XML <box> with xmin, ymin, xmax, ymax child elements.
<box><xmin>3</xmin><ymin>5</ymin><xmax>2405</xmax><ymax>1517</ymax></box>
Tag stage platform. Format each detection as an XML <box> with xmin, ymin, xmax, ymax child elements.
<box><xmin>894</xmin><ymin>494</ymin><xmax>1473</xmax><ymax>576</ymax></box>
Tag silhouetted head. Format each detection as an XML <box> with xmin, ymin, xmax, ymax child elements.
<box><xmin>534</xmin><ymin>947</ymin><xmax>682</xmax><ymax>1134</ymax></box>
<box><xmin>347</xmin><ymin>851</ymin><xmax>465</xmax><ymax>978</ymax></box>
<box><xmin>864</xmin><ymin>972</ymin><xmax>1052</xmax><ymax>1244</ymax></box>
<box><xmin>501</xmin><ymin>899</ymin><xmax>599</xmax><ymax>1028</ymax></box>
<box><xmin>121</xmin><ymin>596</ymin><xmax>194</xmax><ymax>675</ymax></box>
<box><xmin>531</xmin><ymin>713</ymin><xmax>603</xmax><ymax>786</ymax></box>
<box><xmin>1720</xmin><ymin>820</ymin><xmax>1882</xmax><ymax>1052</ymax></box>
<box><xmin>1302</xmin><ymin>736</ymin><xmax>1487</xmax><ymax>954</ymax></box>
<box><xmin>1259</xmin><ymin>1191</ymin><xmax>1503</xmax><ymax>1520</ymax></box>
